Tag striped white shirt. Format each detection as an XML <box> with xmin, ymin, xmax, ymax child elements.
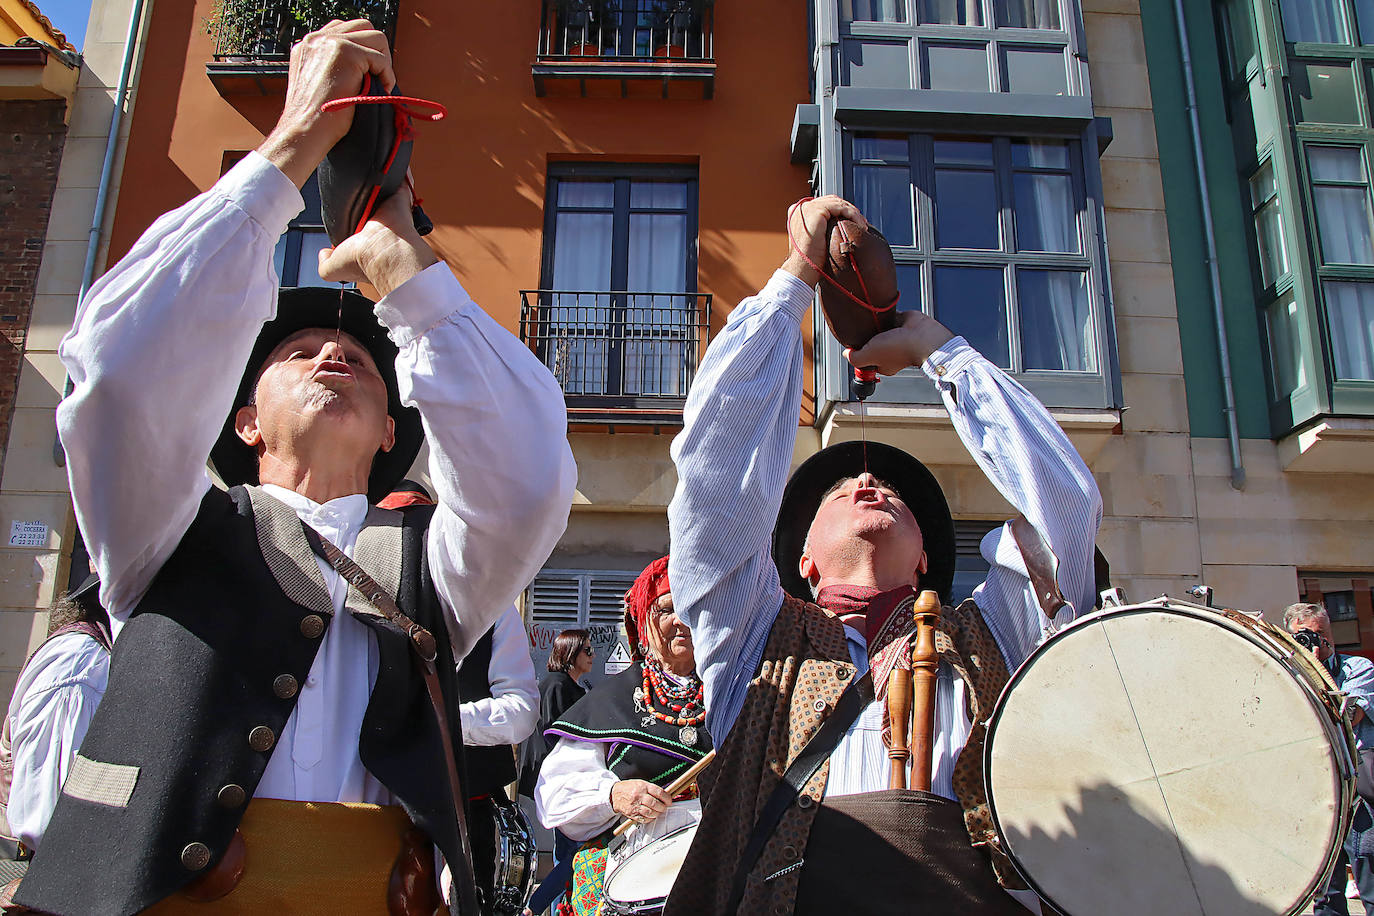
<box><xmin>667</xmin><ymin>269</ymin><xmax>1103</xmax><ymax>801</ymax></box>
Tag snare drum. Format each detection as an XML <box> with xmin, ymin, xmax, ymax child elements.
<box><xmin>985</xmin><ymin>598</ymin><xmax>1358</xmax><ymax>916</ymax></box>
<box><xmin>601</xmin><ymin>800</ymin><xmax>701</xmax><ymax>916</ymax></box>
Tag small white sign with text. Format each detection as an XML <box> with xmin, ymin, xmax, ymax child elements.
<box><xmin>9</xmin><ymin>521</ymin><xmax>48</xmax><ymax>548</ymax></box>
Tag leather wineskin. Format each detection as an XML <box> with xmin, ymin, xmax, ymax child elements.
<box><xmin>819</xmin><ymin>220</ymin><xmax>900</xmax><ymax>350</ymax></box>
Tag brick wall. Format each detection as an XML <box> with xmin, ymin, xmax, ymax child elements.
<box><xmin>0</xmin><ymin>99</ymin><xmax>68</xmax><ymax>484</ymax></box>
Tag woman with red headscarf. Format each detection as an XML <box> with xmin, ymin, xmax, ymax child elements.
<box><xmin>532</xmin><ymin>557</ymin><xmax>711</xmax><ymax>916</ymax></box>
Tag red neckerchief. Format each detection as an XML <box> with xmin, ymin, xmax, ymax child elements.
<box><xmin>817</xmin><ymin>583</ymin><xmax>919</xmax><ymax>749</ymax></box>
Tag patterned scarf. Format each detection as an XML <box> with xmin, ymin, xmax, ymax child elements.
<box><xmin>816</xmin><ymin>584</ymin><xmax>918</xmax><ymax>748</ymax></box>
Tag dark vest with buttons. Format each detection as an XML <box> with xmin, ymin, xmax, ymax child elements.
<box><xmin>16</xmin><ymin>486</ymin><xmax>468</xmax><ymax>916</ymax></box>
<box><xmin>457</xmin><ymin>626</ymin><xmax>519</xmax><ymax>798</ymax></box>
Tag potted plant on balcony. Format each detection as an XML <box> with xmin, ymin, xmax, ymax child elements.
<box><xmin>650</xmin><ymin>0</ymin><xmax>707</xmax><ymax>59</ymax></box>
<box><xmin>206</xmin><ymin>0</ymin><xmax>393</xmax><ymax>60</ymax></box>
<box><xmin>556</xmin><ymin>0</ymin><xmax>604</xmax><ymax>59</ymax></box>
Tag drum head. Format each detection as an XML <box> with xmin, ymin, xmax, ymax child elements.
<box><xmin>988</xmin><ymin>607</ymin><xmax>1347</xmax><ymax>916</ymax></box>
<box><xmin>603</xmin><ymin>824</ymin><xmax>698</xmax><ymax>906</ymax></box>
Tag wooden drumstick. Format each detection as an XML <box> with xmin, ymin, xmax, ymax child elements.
<box><xmin>887</xmin><ymin>658</ymin><xmax>913</xmax><ymax>789</ymax></box>
<box><xmin>910</xmin><ymin>589</ymin><xmax>942</xmax><ymax>793</ymax></box>
<box><xmin>611</xmin><ymin>749</ymin><xmax>716</xmax><ymax>838</ymax></box>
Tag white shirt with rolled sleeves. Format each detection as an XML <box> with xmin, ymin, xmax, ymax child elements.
<box><xmin>55</xmin><ymin>151</ymin><xmax>577</xmax><ymax>805</ymax></box>
<box><xmin>666</xmin><ymin>270</ymin><xmax>1101</xmax><ymax>903</ymax></box>
<box><xmin>459</xmin><ymin>606</ymin><xmax>539</xmax><ymax>747</ymax></box>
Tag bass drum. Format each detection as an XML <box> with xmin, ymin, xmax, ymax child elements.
<box><xmin>985</xmin><ymin>598</ymin><xmax>1357</xmax><ymax>916</ymax></box>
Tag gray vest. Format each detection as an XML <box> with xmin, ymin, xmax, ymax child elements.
<box><xmin>17</xmin><ymin>486</ymin><xmax>466</xmax><ymax>916</ymax></box>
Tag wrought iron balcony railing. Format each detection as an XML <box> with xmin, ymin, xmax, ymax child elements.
<box><xmin>519</xmin><ymin>290</ymin><xmax>711</xmax><ymax>422</ymax></box>
<box><xmin>209</xmin><ymin>0</ymin><xmax>398</xmax><ymax>61</ymax></box>
<box><xmin>533</xmin><ymin>0</ymin><xmax>716</xmax><ymax>98</ymax></box>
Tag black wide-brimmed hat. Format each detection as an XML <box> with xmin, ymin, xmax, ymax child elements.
<box><xmin>772</xmin><ymin>441</ymin><xmax>956</xmax><ymax>603</ymax></box>
<box><xmin>209</xmin><ymin>287</ymin><xmax>423</xmax><ymax>504</ymax></box>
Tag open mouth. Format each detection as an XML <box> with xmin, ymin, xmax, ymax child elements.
<box><xmin>313</xmin><ymin>361</ymin><xmax>354</xmax><ymax>381</ymax></box>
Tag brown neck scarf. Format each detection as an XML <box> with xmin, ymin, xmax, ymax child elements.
<box><xmin>817</xmin><ymin>584</ymin><xmax>918</xmax><ymax>748</ymax></box>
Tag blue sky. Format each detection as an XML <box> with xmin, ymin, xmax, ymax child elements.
<box><xmin>35</xmin><ymin>0</ymin><xmax>92</xmax><ymax>49</ymax></box>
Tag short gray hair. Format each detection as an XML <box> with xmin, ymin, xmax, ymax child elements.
<box><xmin>1283</xmin><ymin>602</ymin><xmax>1328</xmax><ymax>630</ymax></box>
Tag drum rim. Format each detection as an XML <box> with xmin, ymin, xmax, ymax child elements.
<box><xmin>982</xmin><ymin>597</ymin><xmax>1357</xmax><ymax>916</ymax></box>
<box><xmin>486</xmin><ymin>797</ymin><xmax>538</xmax><ymax>903</ymax></box>
<box><xmin>602</xmin><ymin>821</ymin><xmax>700</xmax><ymax>905</ymax></box>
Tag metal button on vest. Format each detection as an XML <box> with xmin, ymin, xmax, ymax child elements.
<box><xmin>797</xmin><ymin>794</ymin><xmax>814</xmax><ymax>809</ymax></box>
<box><xmin>272</xmin><ymin>674</ymin><xmax>298</xmax><ymax>699</ymax></box>
<box><xmin>299</xmin><ymin>615</ymin><xmax>325</xmax><ymax>638</ymax></box>
<box><xmin>836</xmin><ymin>666</ymin><xmax>851</xmax><ymax>681</ymax></box>
<box><xmin>812</xmin><ymin>699</ymin><xmax>827</xmax><ymax>712</ymax></box>
<box><xmin>181</xmin><ymin>842</ymin><xmax>212</xmax><ymax>871</ymax></box>
<box><xmin>782</xmin><ymin>844</ymin><xmax>799</xmax><ymax>860</ymax></box>
<box><xmin>217</xmin><ymin>784</ymin><xmax>246</xmax><ymax>809</ymax></box>
<box><xmin>248</xmin><ymin>726</ymin><xmax>275</xmax><ymax>753</ymax></box>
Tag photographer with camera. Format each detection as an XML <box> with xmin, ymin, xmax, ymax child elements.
<box><xmin>1286</xmin><ymin>602</ymin><xmax>1374</xmax><ymax>915</ymax></box>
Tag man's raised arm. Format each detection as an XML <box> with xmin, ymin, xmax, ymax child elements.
<box><xmin>849</xmin><ymin>315</ymin><xmax>1104</xmax><ymax>668</ymax></box>
<box><xmin>668</xmin><ymin>197</ymin><xmax>862</xmax><ymax>740</ymax></box>
<box><xmin>59</xmin><ymin>21</ymin><xmax>399</xmax><ymax>621</ymax></box>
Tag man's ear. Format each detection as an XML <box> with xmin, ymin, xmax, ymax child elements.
<box><xmin>234</xmin><ymin>405</ymin><xmax>262</xmax><ymax>447</ymax></box>
<box><xmin>379</xmin><ymin>415</ymin><xmax>396</xmax><ymax>453</ymax></box>
<box><xmin>799</xmin><ymin>554</ymin><xmax>818</xmax><ymax>589</ymax></box>
<box><xmin>910</xmin><ymin>549</ymin><xmax>928</xmax><ymax>586</ymax></box>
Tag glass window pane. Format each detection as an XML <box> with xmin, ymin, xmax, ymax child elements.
<box><xmin>1281</xmin><ymin>0</ymin><xmax>1350</xmax><ymax>43</ymax></box>
<box><xmin>854</xmin><ymin>165</ymin><xmax>915</xmax><ymax>247</ymax></box>
<box><xmin>557</xmin><ymin>180</ymin><xmax>615</xmax><ymax>208</ymax></box>
<box><xmin>1323</xmin><ymin>281</ymin><xmax>1374</xmax><ymax>379</ymax></box>
<box><xmin>1012</xmin><ymin>139</ymin><xmax>1069</xmax><ymax>170</ymax></box>
<box><xmin>1013</xmin><ymin>173</ymin><xmax>1077</xmax><ymax>252</ymax></box>
<box><xmin>896</xmin><ymin>263</ymin><xmax>921</xmax><ymax>313</ymax></box>
<box><xmin>1017</xmin><ymin>270</ymin><xmax>1093</xmax><ymax>371</ymax></box>
<box><xmin>1309</xmin><ymin>146</ymin><xmax>1364</xmax><ymax>182</ymax></box>
<box><xmin>1249</xmin><ymin>161</ymin><xmax>1277</xmax><ymax>208</ymax></box>
<box><xmin>552</xmin><ymin>212</ymin><xmax>614</xmax><ymax>289</ymax></box>
<box><xmin>1266</xmin><ymin>295</ymin><xmax>1307</xmax><ymax>396</ymax></box>
<box><xmin>854</xmin><ymin>135</ymin><xmax>909</xmax><ymax>161</ymax></box>
<box><xmin>293</xmin><ymin>231</ymin><xmax>334</xmax><ymax>287</ymax></box>
<box><xmin>917</xmin><ymin>0</ymin><xmax>980</xmax><ymax>26</ymax></box>
<box><xmin>1359</xmin><ymin>0</ymin><xmax>1374</xmax><ymax>44</ymax></box>
<box><xmin>1314</xmin><ymin>186</ymin><xmax>1374</xmax><ymax>264</ymax></box>
<box><xmin>1254</xmin><ymin>198</ymin><xmax>1289</xmax><ymax>287</ymax></box>
<box><xmin>629</xmin><ymin>181</ymin><xmax>688</xmax><ymax>210</ymax></box>
<box><xmin>842</xmin><ymin>0</ymin><xmax>906</xmax><ymax>22</ymax></box>
<box><xmin>273</xmin><ymin>237</ymin><xmax>287</xmax><ymax>283</ymax></box>
<box><xmin>1292</xmin><ymin>62</ymin><xmax>1359</xmax><ymax>123</ymax></box>
<box><xmin>1002</xmin><ymin>47</ymin><xmax>1067</xmax><ymax>95</ymax></box>
<box><xmin>934</xmin><ymin>169</ymin><xmax>999</xmax><ymax>249</ymax></box>
<box><xmin>842</xmin><ymin>39</ymin><xmax>912</xmax><ymax>89</ymax></box>
<box><xmin>1222</xmin><ymin>0</ymin><xmax>1256</xmax><ymax>74</ymax></box>
<box><xmin>934</xmin><ymin>266</ymin><xmax>1009</xmax><ymax>367</ymax></box>
<box><xmin>934</xmin><ymin>138</ymin><xmax>994</xmax><ymax>166</ymax></box>
<box><xmin>628</xmin><ymin>213</ymin><xmax>687</xmax><ymax>292</ymax></box>
<box><xmin>994</xmin><ymin>0</ymin><xmax>1060</xmax><ymax>30</ymax></box>
<box><xmin>924</xmin><ymin>42</ymin><xmax>989</xmax><ymax>91</ymax></box>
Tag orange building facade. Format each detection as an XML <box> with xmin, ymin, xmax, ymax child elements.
<box><xmin>102</xmin><ymin>0</ymin><xmax>815</xmax><ymax>664</ymax></box>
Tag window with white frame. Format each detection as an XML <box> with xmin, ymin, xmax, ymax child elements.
<box><xmin>837</xmin><ymin>0</ymin><xmax>1073</xmax><ymax>96</ymax></box>
<box><xmin>843</xmin><ymin>131</ymin><xmax>1109</xmax><ymax>404</ymax></box>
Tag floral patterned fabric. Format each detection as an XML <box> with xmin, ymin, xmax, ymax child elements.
<box><xmin>568</xmin><ymin>834</ymin><xmax>610</xmax><ymax>916</ymax></box>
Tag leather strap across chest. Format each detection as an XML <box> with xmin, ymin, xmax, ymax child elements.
<box><xmin>298</xmin><ymin>525</ymin><xmax>479</xmax><ymax>915</ymax></box>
